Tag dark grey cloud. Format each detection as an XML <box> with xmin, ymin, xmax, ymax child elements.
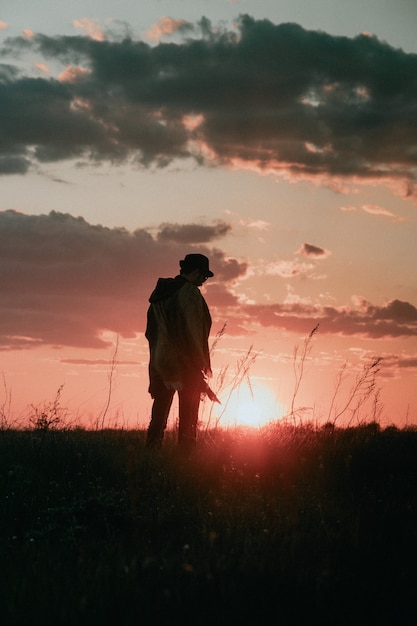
<box><xmin>380</xmin><ymin>354</ymin><xmax>417</xmax><ymax>370</ymax></box>
<box><xmin>297</xmin><ymin>242</ymin><xmax>331</xmax><ymax>258</ymax></box>
<box><xmin>0</xmin><ymin>154</ymin><xmax>30</xmax><ymax>174</ymax></box>
<box><xmin>0</xmin><ymin>210</ymin><xmax>246</xmax><ymax>350</ymax></box>
<box><xmin>397</xmin><ymin>357</ymin><xmax>417</xmax><ymax>369</ymax></box>
<box><xmin>156</xmin><ymin>221</ymin><xmax>231</xmax><ymax>243</ymax></box>
<box><xmin>1</xmin><ymin>16</ymin><xmax>416</xmax><ymax>190</ymax></box>
<box><xmin>370</xmin><ymin>299</ymin><xmax>417</xmax><ymax>321</ymax></box>
<box><xmin>243</xmin><ymin>299</ymin><xmax>417</xmax><ymax>339</ymax></box>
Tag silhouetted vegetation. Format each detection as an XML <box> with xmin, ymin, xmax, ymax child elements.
<box><xmin>1</xmin><ymin>423</ymin><xmax>417</xmax><ymax>625</ymax></box>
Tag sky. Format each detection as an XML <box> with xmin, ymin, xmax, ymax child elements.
<box><xmin>1</xmin><ymin>0</ymin><xmax>417</xmax><ymax>429</ymax></box>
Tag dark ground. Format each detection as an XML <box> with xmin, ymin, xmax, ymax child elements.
<box><xmin>1</xmin><ymin>424</ymin><xmax>417</xmax><ymax>625</ymax></box>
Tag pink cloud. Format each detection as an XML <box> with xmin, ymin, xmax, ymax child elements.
<box><xmin>58</xmin><ymin>66</ymin><xmax>92</xmax><ymax>83</ymax></box>
<box><xmin>61</xmin><ymin>358</ymin><xmax>140</xmax><ymax>366</ymax></box>
<box><xmin>182</xmin><ymin>114</ymin><xmax>204</xmax><ymax>132</ymax></box>
<box><xmin>34</xmin><ymin>62</ymin><xmax>50</xmax><ymax>74</ymax></box>
<box><xmin>263</xmin><ymin>259</ymin><xmax>315</xmax><ymax>278</ymax></box>
<box><xmin>146</xmin><ymin>17</ymin><xmax>189</xmax><ymax>41</ymax></box>
<box><xmin>362</xmin><ymin>204</ymin><xmax>405</xmax><ymax>221</ymax></box>
<box><xmin>73</xmin><ymin>18</ymin><xmax>105</xmax><ymax>41</ymax></box>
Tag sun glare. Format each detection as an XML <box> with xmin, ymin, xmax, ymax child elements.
<box><xmin>213</xmin><ymin>383</ymin><xmax>286</xmax><ymax>428</ymax></box>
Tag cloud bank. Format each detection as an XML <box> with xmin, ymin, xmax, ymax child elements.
<box><xmin>1</xmin><ymin>210</ymin><xmax>416</xmax><ymax>351</ymax></box>
<box><xmin>0</xmin><ymin>210</ymin><xmax>244</xmax><ymax>350</ymax></box>
<box><xmin>1</xmin><ymin>16</ymin><xmax>416</xmax><ymax>193</ymax></box>
<box><xmin>242</xmin><ymin>299</ymin><xmax>417</xmax><ymax>340</ymax></box>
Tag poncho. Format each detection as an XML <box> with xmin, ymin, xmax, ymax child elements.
<box><xmin>145</xmin><ymin>275</ymin><xmax>212</xmax><ymax>390</ymax></box>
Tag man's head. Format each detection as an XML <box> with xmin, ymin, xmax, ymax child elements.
<box><xmin>179</xmin><ymin>253</ymin><xmax>214</xmax><ymax>286</ymax></box>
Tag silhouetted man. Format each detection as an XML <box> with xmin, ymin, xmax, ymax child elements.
<box><xmin>145</xmin><ymin>254</ymin><xmax>214</xmax><ymax>450</ymax></box>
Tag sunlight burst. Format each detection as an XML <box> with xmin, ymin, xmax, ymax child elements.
<box><xmin>213</xmin><ymin>382</ymin><xmax>286</xmax><ymax>428</ymax></box>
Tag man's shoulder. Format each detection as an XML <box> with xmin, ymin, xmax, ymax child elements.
<box><xmin>178</xmin><ymin>280</ymin><xmax>202</xmax><ymax>299</ymax></box>
<box><xmin>149</xmin><ymin>276</ymin><xmax>187</xmax><ymax>303</ymax></box>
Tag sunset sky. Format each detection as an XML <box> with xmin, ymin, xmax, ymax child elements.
<box><xmin>1</xmin><ymin>0</ymin><xmax>417</xmax><ymax>428</ymax></box>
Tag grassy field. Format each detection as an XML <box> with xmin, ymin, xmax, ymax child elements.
<box><xmin>1</xmin><ymin>423</ymin><xmax>417</xmax><ymax>625</ymax></box>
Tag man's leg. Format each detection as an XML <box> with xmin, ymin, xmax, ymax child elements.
<box><xmin>178</xmin><ymin>378</ymin><xmax>201</xmax><ymax>450</ymax></box>
<box><xmin>146</xmin><ymin>370</ymin><xmax>174</xmax><ymax>448</ymax></box>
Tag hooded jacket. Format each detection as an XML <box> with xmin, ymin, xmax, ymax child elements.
<box><xmin>145</xmin><ymin>275</ymin><xmax>212</xmax><ymax>391</ymax></box>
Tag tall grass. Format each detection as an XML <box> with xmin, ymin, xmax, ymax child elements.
<box><xmin>1</xmin><ymin>424</ymin><xmax>417</xmax><ymax>625</ymax></box>
<box><xmin>0</xmin><ymin>326</ymin><xmax>387</xmax><ymax>432</ymax></box>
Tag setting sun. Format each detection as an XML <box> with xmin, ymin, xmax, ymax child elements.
<box><xmin>212</xmin><ymin>382</ymin><xmax>287</xmax><ymax>428</ymax></box>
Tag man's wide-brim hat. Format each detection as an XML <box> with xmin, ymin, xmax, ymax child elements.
<box><xmin>180</xmin><ymin>253</ymin><xmax>214</xmax><ymax>277</ymax></box>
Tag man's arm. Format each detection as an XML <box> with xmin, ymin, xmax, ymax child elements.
<box><xmin>177</xmin><ymin>283</ymin><xmax>211</xmax><ymax>372</ymax></box>
<box><xmin>200</xmin><ymin>378</ymin><xmax>221</xmax><ymax>403</ymax></box>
